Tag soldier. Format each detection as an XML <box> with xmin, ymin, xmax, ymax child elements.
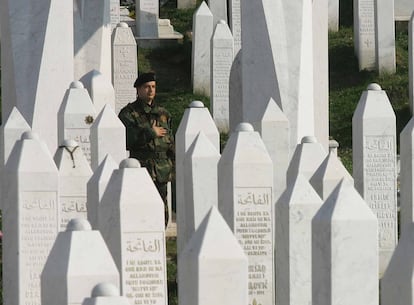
<box><xmin>118</xmin><ymin>72</ymin><xmax>174</xmax><ymax>226</ymax></box>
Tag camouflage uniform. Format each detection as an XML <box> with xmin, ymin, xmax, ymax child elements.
<box><xmin>118</xmin><ymin>98</ymin><xmax>174</xmax><ymax>225</ymax></box>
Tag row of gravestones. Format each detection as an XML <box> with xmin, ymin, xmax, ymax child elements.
<box><xmin>1</xmin><ymin>80</ymin><xmax>414</xmax><ymax>305</ymax></box>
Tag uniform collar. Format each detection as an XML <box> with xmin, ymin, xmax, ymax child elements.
<box><xmin>135</xmin><ymin>98</ymin><xmax>156</xmax><ymax>113</ymax></box>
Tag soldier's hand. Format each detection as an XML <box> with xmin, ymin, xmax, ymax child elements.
<box><xmin>152</xmin><ymin>121</ymin><xmax>167</xmax><ymax>137</ymax></box>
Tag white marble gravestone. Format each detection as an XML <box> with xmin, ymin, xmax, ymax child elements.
<box><xmin>3</xmin><ymin>131</ymin><xmax>59</xmax><ymax>305</ymax></box>
<box><xmin>207</xmin><ymin>0</ymin><xmax>227</xmax><ymax>25</ymax></box>
<box><xmin>74</xmin><ymin>0</ymin><xmax>112</xmax><ymax>81</ymax></box>
<box><xmin>394</xmin><ymin>0</ymin><xmax>414</xmax><ymax>21</ymax></box>
<box><xmin>211</xmin><ymin>20</ymin><xmax>233</xmax><ymax>133</ymax></box>
<box><xmin>313</xmin><ymin>0</ymin><xmax>329</xmax><ymax>151</ymax></box>
<box><xmin>110</xmin><ymin>0</ymin><xmax>121</xmax><ymax>31</ymax></box>
<box><xmin>87</xmin><ymin>154</ymin><xmax>118</xmax><ymax>230</ymax></box>
<box><xmin>99</xmin><ymin>158</ymin><xmax>168</xmax><ymax>305</ymax></box>
<box><xmin>381</xmin><ymin>223</ymin><xmax>414</xmax><ymax>305</ymax></box>
<box><xmin>178</xmin><ymin>206</ymin><xmax>248</xmax><ymax>305</ymax></box>
<box><xmin>90</xmin><ymin>104</ymin><xmax>127</xmax><ymax>171</ymax></box>
<box><xmin>0</xmin><ymin>0</ymin><xmax>73</xmax><ymax>153</ymax></box>
<box><xmin>252</xmin><ymin>98</ymin><xmax>290</xmax><ymax>202</ymax></box>
<box><xmin>112</xmin><ymin>22</ymin><xmax>138</xmax><ymax>114</ymax></box>
<box><xmin>399</xmin><ymin>116</ymin><xmax>414</xmax><ymax>237</ymax></box>
<box><xmin>192</xmin><ymin>2</ymin><xmax>213</xmax><ymax>97</ymax></box>
<box><xmin>82</xmin><ymin>283</ymin><xmax>130</xmax><ymax>305</ymax></box>
<box><xmin>136</xmin><ymin>0</ymin><xmax>159</xmax><ymax>37</ymax></box>
<box><xmin>310</xmin><ymin>151</ymin><xmax>354</xmax><ymax>200</ymax></box>
<box><xmin>354</xmin><ymin>0</ymin><xmax>377</xmax><ymax>70</ymax></box>
<box><xmin>312</xmin><ymin>181</ymin><xmax>378</xmax><ymax>305</ymax></box>
<box><xmin>58</xmin><ymin>81</ymin><xmax>97</xmax><ymax>164</ymax></box>
<box><xmin>375</xmin><ymin>0</ymin><xmax>396</xmax><ymax>74</ymax></box>
<box><xmin>175</xmin><ymin>101</ymin><xmax>220</xmax><ymax>257</ymax></box>
<box><xmin>54</xmin><ymin>139</ymin><xmax>93</xmax><ymax>231</ymax></box>
<box><xmin>409</xmin><ymin>12</ymin><xmax>414</xmax><ymax>114</ymax></box>
<box><xmin>228</xmin><ymin>0</ymin><xmax>241</xmax><ymax>54</ymax></box>
<box><xmin>328</xmin><ymin>0</ymin><xmax>339</xmax><ymax>31</ymax></box>
<box><xmin>275</xmin><ymin>175</ymin><xmax>323</xmax><ymax>305</ymax></box>
<box><xmin>218</xmin><ymin>123</ymin><xmax>274</xmax><ymax>305</ymax></box>
<box><xmin>80</xmin><ymin>70</ymin><xmax>116</xmax><ymax>114</ymax></box>
<box><xmin>183</xmin><ymin>131</ymin><xmax>220</xmax><ymax>242</ymax></box>
<box><xmin>41</xmin><ymin>219</ymin><xmax>120</xmax><ymax>305</ymax></box>
<box><xmin>286</xmin><ymin>136</ymin><xmax>327</xmax><ymax>184</ymax></box>
<box><xmin>352</xmin><ymin>83</ymin><xmax>397</xmax><ymax>275</ymax></box>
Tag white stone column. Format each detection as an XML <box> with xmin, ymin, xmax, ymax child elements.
<box><xmin>177</xmin><ymin>0</ymin><xmax>196</xmax><ymax>9</ymax></box>
<box><xmin>58</xmin><ymin>81</ymin><xmax>97</xmax><ymax>165</ymax></box>
<box><xmin>3</xmin><ymin>131</ymin><xmax>59</xmax><ymax>305</ymax></box>
<box><xmin>252</xmin><ymin>97</ymin><xmax>290</xmax><ymax>202</ymax></box>
<box><xmin>409</xmin><ymin>12</ymin><xmax>414</xmax><ymax>114</ymax></box>
<box><xmin>112</xmin><ymin>22</ymin><xmax>138</xmax><ymax>114</ymax></box>
<box><xmin>275</xmin><ymin>175</ymin><xmax>323</xmax><ymax>305</ymax></box>
<box><xmin>192</xmin><ymin>2</ymin><xmax>213</xmax><ymax>97</ymax></box>
<box><xmin>207</xmin><ymin>0</ymin><xmax>227</xmax><ymax>25</ymax></box>
<box><xmin>211</xmin><ymin>20</ymin><xmax>234</xmax><ymax>133</ymax></box>
<box><xmin>90</xmin><ymin>104</ymin><xmax>127</xmax><ymax>171</ymax></box>
<box><xmin>82</xmin><ymin>283</ymin><xmax>130</xmax><ymax>305</ymax></box>
<box><xmin>135</xmin><ymin>0</ymin><xmax>159</xmax><ymax>37</ymax></box>
<box><xmin>183</xmin><ymin>131</ymin><xmax>220</xmax><ymax>241</ymax></box>
<box><xmin>87</xmin><ymin>154</ymin><xmax>119</xmax><ymax>230</ymax></box>
<box><xmin>375</xmin><ymin>0</ymin><xmax>396</xmax><ymax>74</ymax></box>
<box><xmin>218</xmin><ymin>123</ymin><xmax>274</xmax><ymax>305</ymax></box>
<box><xmin>98</xmin><ymin>158</ymin><xmax>168</xmax><ymax>305</ymax></box>
<box><xmin>178</xmin><ymin>207</ymin><xmax>248</xmax><ymax>305</ymax></box>
<box><xmin>312</xmin><ymin>181</ymin><xmax>378</xmax><ymax>305</ymax></box>
<box><xmin>399</xmin><ymin>116</ymin><xmax>414</xmax><ymax>237</ymax></box>
<box><xmin>352</xmin><ymin>83</ymin><xmax>397</xmax><ymax>276</ymax></box>
<box><xmin>175</xmin><ymin>101</ymin><xmax>219</xmax><ymax>257</ymax></box>
<box><xmin>228</xmin><ymin>0</ymin><xmax>241</xmax><ymax>54</ymax></box>
<box><xmin>41</xmin><ymin>219</ymin><xmax>120</xmax><ymax>305</ymax></box>
<box><xmin>328</xmin><ymin>0</ymin><xmax>339</xmax><ymax>31</ymax></box>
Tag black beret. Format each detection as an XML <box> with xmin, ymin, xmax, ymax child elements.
<box><xmin>134</xmin><ymin>72</ymin><xmax>156</xmax><ymax>88</ymax></box>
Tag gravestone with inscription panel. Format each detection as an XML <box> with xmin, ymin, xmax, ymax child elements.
<box><xmin>409</xmin><ymin>13</ymin><xmax>414</xmax><ymax>114</ymax></box>
<box><xmin>2</xmin><ymin>131</ymin><xmax>59</xmax><ymax>305</ymax></box>
<box><xmin>175</xmin><ymin>100</ymin><xmax>220</xmax><ymax>257</ymax></box>
<box><xmin>41</xmin><ymin>219</ymin><xmax>119</xmax><ymax>305</ymax></box>
<box><xmin>286</xmin><ymin>136</ymin><xmax>327</xmax><ymax>184</ymax></box>
<box><xmin>87</xmin><ymin>154</ymin><xmax>118</xmax><ymax>230</ymax></box>
<box><xmin>275</xmin><ymin>175</ymin><xmax>323</xmax><ymax>305</ymax></box>
<box><xmin>252</xmin><ymin>97</ymin><xmax>290</xmax><ymax>202</ymax></box>
<box><xmin>178</xmin><ymin>206</ymin><xmax>248</xmax><ymax>305</ymax></box>
<box><xmin>90</xmin><ymin>104</ymin><xmax>127</xmax><ymax>171</ymax></box>
<box><xmin>375</xmin><ymin>0</ymin><xmax>396</xmax><ymax>74</ymax></box>
<box><xmin>211</xmin><ymin>20</ymin><xmax>233</xmax><ymax>133</ymax></box>
<box><xmin>54</xmin><ymin>139</ymin><xmax>93</xmax><ymax>231</ymax></box>
<box><xmin>398</xmin><ymin>116</ymin><xmax>414</xmax><ymax>237</ymax></box>
<box><xmin>312</xmin><ymin>180</ymin><xmax>378</xmax><ymax>305</ymax></box>
<box><xmin>192</xmin><ymin>2</ymin><xmax>213</xmax><ymax>97</ymax></box>
<box><xmin>228</xmin><ymin>0</ymin><xmax>241</xmax><ymax>54</ymax></box>
<box><xmin>74</xmin><ymin>0</ymin><xmax>112</xmax><ymax>81</ymax></box>
<box><xmin>112</xmin><ymin>22</ymin><xmax>138</xmax><ymax>114</ymax></box>
<box><xmin>381</xmin><ymin>223</ymin><xmax>414</xmax><ymax>305</ymax></box>
<box><xmin>354</xmin><ymin>0</ymin><xmax>377</xmax><ymax>70</ymax></box>
<box><xmin>310</xmin><ymin>151</ymin><xmax>354</xmax><ymax>200</ymax></box>
<box><xmin>218</xmin><ymin>122</ymin><xmax>274</xmax><ymax>305</ymax></box>
<box><xmin>352</xmin><ymin>83</ymin><xmax>397</xmax><ymax>276</ymax></box>
<box><xmin>82</xmin><ymin>283</ymin><xmax>130</xmax><ymax>305</ymax></box>
<box><xmin>183</xmin><ymin>131</ymin><xmax>220</xmax><ymax>242</ymax></box>
<box><xmin>58</xmin><ymin>81</ymin><xmax>97</xmax><ymax>165</ymax></box>
<box><xmin>177</xmin><ymin>0</ymin><xmax>196</xmax><ymax>9</ymax></box>
<box><xmin>136</xmin><ymin>0</ymin><xmax>159</xmax><ymax>37</ymax></box>
<box><xmin>99</xmin><ymin>158</ymin><xmax>168</xmax><ymax>305</ymax></box>
<box><xmin>110</xmin><ymin>0</ymin><xmax>121</xmax><ymax>31</ymax></box>
<box><xmin>80</xmin><ymin>70</ymin><xmax>116</xmax><ymax>115</ymax></box>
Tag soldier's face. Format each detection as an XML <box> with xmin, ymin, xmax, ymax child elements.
<box><xmin>137</xmin><ymin>81</ymin><xmax>156</xmax><ymax>104</ymax></box>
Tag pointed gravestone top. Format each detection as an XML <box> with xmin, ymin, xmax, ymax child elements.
<box><xmin>66</xmin><ymin>218</ymin><xmax>92</xmax><ymax>231</ymax></box>
<box><xmin>196</xmin><ymin>1</ymin><xmax>213</xmax><ymax>16</ymax></box>
<box><xmin>119</xmin><ymin>158</ymin><xmax>140</xmax><ymax>168</ymax></box>
<box><xmin>4</xmin><ymin>107</ymin><xmax>31</xmax><ymax>129</ymax></box>
<box><xmin>91</xmin><ymin>283</ymin><xmax>119</xmax><ymax>297</ymax></box>
<box><xmin>70</xmin><ymin>81</ymin><xmax>84</xmax><ymax>89</ymax></box>
<box><xmin>235</xmin><ymin>122</ymin><xmax>254</xmax><ymax>132</ymax></box>
<box><xmin>367</xmin><ymin>83</ymin><xmax>382</xmax><ymax>90</ymax></box>
<box><xmin>189</xmin><ymin>100</ymin><xmax>205</xmax><ymax>108</ymax></box>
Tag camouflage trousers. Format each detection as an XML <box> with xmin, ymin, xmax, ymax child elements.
<box><xmin>154</xmin><ymin>181</ymin><xmax>169</xmax><ymax>227</ymax></box>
